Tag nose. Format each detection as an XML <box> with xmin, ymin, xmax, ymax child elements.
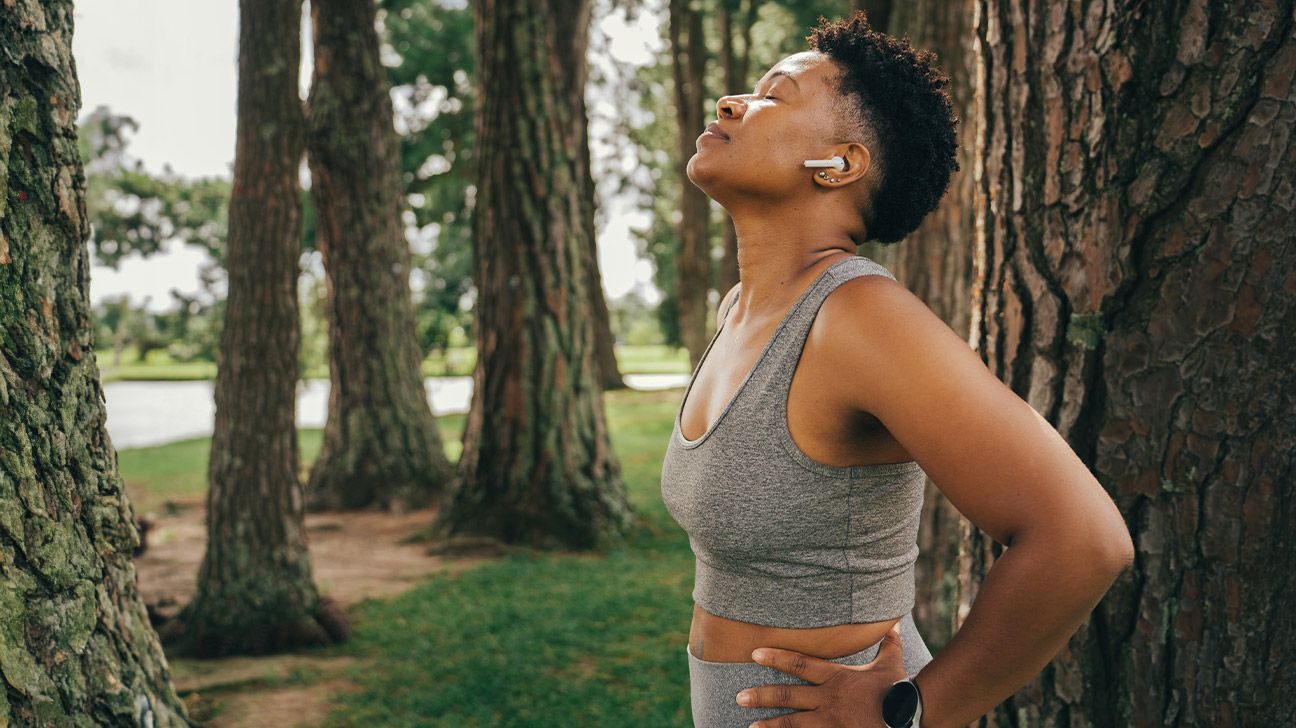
<box><xmin>715</xmin><ymin>93</ymin><xmax>746</xmax><ymax>119</ymax></box>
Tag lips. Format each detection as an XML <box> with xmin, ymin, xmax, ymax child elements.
<box><xmin>704</xmin><ymin>122</ymin><xmax>730</xmax><ymax>140</ymax></box>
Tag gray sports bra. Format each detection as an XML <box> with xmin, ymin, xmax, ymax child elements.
<box><xmin>660</xmin><ymin>255</ymin><xmax>926</xmax><ymax>628</ymax></box>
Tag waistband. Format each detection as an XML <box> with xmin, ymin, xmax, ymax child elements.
<box><xmin>692</xmin><ymin>556</ymin><xmax>916</xmax><ymax>628</ymax></box>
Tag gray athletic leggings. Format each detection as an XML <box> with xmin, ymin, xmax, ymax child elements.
<box><xmin>685</xmin><ymin>610</ymin><xmax>933</xmax><ymax>728</ymax></box>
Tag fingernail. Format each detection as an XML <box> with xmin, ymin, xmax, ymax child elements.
<box><xmin>751</xmin><ymin>649</ymin><xmax>765</xmax><ymax>661</ymax></box>
<box><xmin>736</xmin><ymin>690</ymin><xmax>752</xmax><ymax>705</ymax></box>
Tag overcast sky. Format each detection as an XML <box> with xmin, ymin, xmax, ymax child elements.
<box><xmin>72</xmin><ymin>0</ymin><xmax>664</xmax><ymax>312</ymax></box>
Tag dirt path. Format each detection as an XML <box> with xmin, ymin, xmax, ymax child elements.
<box><xmin>133</xmin><ymin>494</ymin><xmax>497</xmax><ymax>727</ymax></box>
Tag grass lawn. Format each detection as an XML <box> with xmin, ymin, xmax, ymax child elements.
<box><xmin>119</xmin><ymin>387</ymin><xmax>696</xmax><ymax>727</ymax></box>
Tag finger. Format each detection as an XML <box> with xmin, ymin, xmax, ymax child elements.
<box><xmin>736</xmin><ymin>682</ymin><xmax>820</xmax><ymax>711</ymax></box>
<box><xmin>751</xmin><ymin>647</ymin><xmax>840</xmax><ymax>684</ymax></box>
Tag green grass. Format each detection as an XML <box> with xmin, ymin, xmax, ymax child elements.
<box><xmin>313</xmin><ymin>535</ymin><xmax>695</xmax><ymax>726</ymax></box>
<box><xmin>98</xmin><ymin>357</ymin><xmax>219</xmax><ymax>383</ymax></box>
<box><xmin>611</xmin><ymin>344</ymin><xmax>692</xmax><ymax>375</ymax></box>
<box><xmin>95</xmin><ymin>345</ymin><xmax>692</xmax><ymax>383</ymax></box>
<box><xmin>122</xmin><ymin>416</ymin><xmax>477</xmax><ymax>516</ymax></box>
<box><xmin>119</xmin><ymin>387</ymin><xmax>695</xmax><ymax>727</ymax></box>
<box><xmin>117</xmin><ymin>436</ymin><xmax>215</xmax><ymax>514</ymax></box>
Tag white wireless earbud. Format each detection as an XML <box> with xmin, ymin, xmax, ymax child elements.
<box><xmin>802</xmin><ymin>155</ymin><xmax>845</xmax><ymax>171</ymax></box>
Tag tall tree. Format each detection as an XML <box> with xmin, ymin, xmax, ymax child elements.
<box><xmin>876</xmin><ymin>0</ymin><xmax>978</xmax><ymax>653</ymax></box>
<box><xmin>569</xmin><ymin>4</ymin><xmax>628</xmax><ymax>392</ymax></box>
<box><xmin>167</xmin><ymin>0</ymin><xmax>346</xmax><ymax>658</ymax></box>
<box><xmin>670</xmin><ymin>0</ymin><xmax>714</xmax><ymax>368</ymax></box>
<box><xmin>0</xmin><ymin>3</ymin><xmax>193</xmax><ymax>724</ymax></box>
<box><xmin>430</xmin><ymin>0</ymin><xmax>636</xmax><ymax>549</ymax></box>
<box><xmin>967</xmin><ymin>1</ymin><xmax>1294</xmax><ymax>723</ymax></box>
<box><xmin>304</xmin><ymin>0</ymin><xmax>457</xmax><ymax>512</ymax></box>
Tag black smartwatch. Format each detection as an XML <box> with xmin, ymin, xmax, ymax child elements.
<box><xmin>881</xmin><ymin>677</ymin><xmax>924</xmax><ymax>728</ymax></box>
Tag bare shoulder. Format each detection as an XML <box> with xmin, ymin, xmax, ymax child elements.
<box><xmin>814</xmin><ymin>274</ymin><xmax>1133</xmax><ymax>563</ymax></box>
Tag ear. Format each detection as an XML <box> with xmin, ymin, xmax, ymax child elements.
<box><xmin>837</xmin><ymin>142</ymin><xmax>871</xmax><ymax>183</ymax></box>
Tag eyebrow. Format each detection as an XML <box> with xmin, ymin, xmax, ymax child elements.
<box><xmin>754</xmin><ymin>69</ymin><xmax>800</xmax><ymax>93</ymax></box>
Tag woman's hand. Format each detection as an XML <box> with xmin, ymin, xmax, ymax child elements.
<box><xmin>736</xmin><ymin>622</ymin><xmax>907</xmax><ymax>728</ymax></box>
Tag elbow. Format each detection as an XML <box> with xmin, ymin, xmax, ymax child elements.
<box><xmin>1021</xmin><ymin>520</ymin><xmax>1135</xmax><ymax>576</ymax></box>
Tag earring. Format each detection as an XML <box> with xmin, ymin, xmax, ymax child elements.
<box><xmin>817</xmin><ymin>170</ymin><xmax>840</xmax><ymax>183</ymax></box>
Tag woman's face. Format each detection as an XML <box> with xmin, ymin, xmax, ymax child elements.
<box><xmin>686</xmin><ymin>51</ymin><xmax>854</xmax><ymax>208</ymax></box>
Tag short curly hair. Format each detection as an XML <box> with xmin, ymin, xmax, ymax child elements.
<box><xmin>806</xmin><ymin>10</ymin><xmax>960</xmax><ymax>244</ymax></box>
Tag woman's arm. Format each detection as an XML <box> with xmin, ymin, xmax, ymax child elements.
<box><xmin>816</xmin><ymin>275</ymin><xmax>1135</xmax><ymax>728</ymax></box>
<box><xmin>912</xmin><ymin>524</ymin><xmax>1127</xmax><ymax>727</ymax></box>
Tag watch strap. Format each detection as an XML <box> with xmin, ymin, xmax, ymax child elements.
<box><xmin>911</xmin><ymin>677</ymin><xmax>924</xmax><ymax>728</ymax></box>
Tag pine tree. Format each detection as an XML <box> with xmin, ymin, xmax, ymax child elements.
<box><xmin>166</xmin><ymin>0</ymin><xmax>347</xmax><ymax>658</ymax></box>
<box><xmin>967</xmin><ymin>1</ymin><xmax>1295</xmax><ymax>722</ymax></box>
<box><xmin>0</xmin><ymin>3</ymin><xmax>194</xmax><ymax>723</ymax></box>
<box><xmin>429</xmin><ymin>0</ymin><xmax>637</xmax><ymax>549</ymax></box>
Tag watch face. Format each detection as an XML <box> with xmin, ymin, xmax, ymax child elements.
<box><xmin>882</xmin><ymin>680</ymin><xmax>919</xmax><ymax>727</ymax></box>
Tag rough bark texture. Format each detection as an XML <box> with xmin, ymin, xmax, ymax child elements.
<box><xmin>0</xmin><ymin>3</ymin><xmax>194</xmax><ymax>724</ymax></box>
<box><xmin>878</xmin><ymin>0</ymin><xmax>979</xmax><ymax>655</ymax></box>
<box><xmin>169</xmin><ymin>0</ymin><xmax>345</xmax><ymax>659</ymax></box>
<box><xmin>671</xmin><ymin>0</ymin><xmax>715</xmax><ymax>368</ymax></box>
<box><xmin>303</xmin><ymin>0</ymin><xmax>457</xmax><ymax>512</ymax></box>
<box><xmin>429</xmin><ymin>0</ymin><xmax>636</xmax><ymax>550</ymax></box>
<box><xmin>968</xmin><ymin>1</ymin><xmax>1295</xmax><ymax>725</ymax></box>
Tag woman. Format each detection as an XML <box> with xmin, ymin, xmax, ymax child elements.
<box><xmin>660</xmin><ymin>12</ymin><xmax>1134</xmax><ymax>728</ymax></box>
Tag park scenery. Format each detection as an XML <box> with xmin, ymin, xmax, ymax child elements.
<box><xmin>1</xmin><ymin>0</ymin><xmax>1292</xmax><ymax>726</ymax></box>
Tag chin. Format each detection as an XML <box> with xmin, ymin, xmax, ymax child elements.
<box><xmin>685</xmin><ymin>153</ymin><xmax>724</xmax><ymax>194</ymax></box>
<box><xmin>684</xmin><ymin>154</ymin><xmax>706</xmax><ymax>188</ymax></box>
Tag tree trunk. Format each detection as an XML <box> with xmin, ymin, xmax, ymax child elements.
<box><xmin>168</xmin><ymin>0</ymin><xmax>346</xmax><ymax>659</ymax></box>
<box><xmin>714</xmin><ymin>0</ymin><xmax>760</xmax><ymax>299</ymax></box>
<box><xmin>303</xmin><ymin>0</ymin><xmax>458</xmax><ymax>512</ymax></box>
<box><xmin>968</xmin><ymin>1</ymin><xmax>1295</xmax><ymax>724</ymax></box>
<box><xmin>568</xmin><ymin>6</ymin><xmax>626</xmax><ymax>392</ymax></box>
<box><xmin>429</xmin><ymin>0</ymin><xmax>637</xmax><ymax>550</ymax></box>
<box><xmin>850</xmin><ymin>0</ymin><xmax>891</xmax><ymax>39</ymax></box>
<box><xmin>671</xmin><ymin>0</ymin><xmax>715</xmax><ymax>368</ymax></box>
<box><xmin>0</xmin><ymin>3</ymin><xmax>195</xmax><ymax>724</ymax></box>
<box><xmin>881</xmin><ymin>0</ymin><xmax>978</xmax><ymax>655</ymax></box>
<box><xmin>585</xmin><ymin>192</ymin><xmax>626</xmax><ymax>390</ymax></box>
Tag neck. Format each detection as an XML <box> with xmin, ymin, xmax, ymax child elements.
<box><xmin>726</xmin><ymin>198</ymin><xmax>864</xmax><ymax>321</ymax></box>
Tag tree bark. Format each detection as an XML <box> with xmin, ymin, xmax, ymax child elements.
<box><xmin>671</xmin><ymin>0</ymin><xmax>715</xmax><ymax>368</ymax></box>
<box><xmin>0</xmin><ymin>4</ymin><xmax>195</xmax><ymax>724</ymax></box>
<box><xmin>968</xmin><ymin>1</ymin><xmax>1295</xmax><ymax>724</ymax></box>
<box><xmin>169</xmin><ymin>0</ymin><xmax>346</xmax><ymax>659</ymax></box>
<box><xmin>429</xmin><ymin>0</ymin><xmax>636</xmax><ymax>550</ymax></box>
<box><xmin>880</xmin><ymin>0</ymin><xmax>978</xmax><ymax>655</ymax></box>
<box><xmin>304</xmin><ymin>0</ymin><xmax>458</xmax><ymax>512</ymax></box>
